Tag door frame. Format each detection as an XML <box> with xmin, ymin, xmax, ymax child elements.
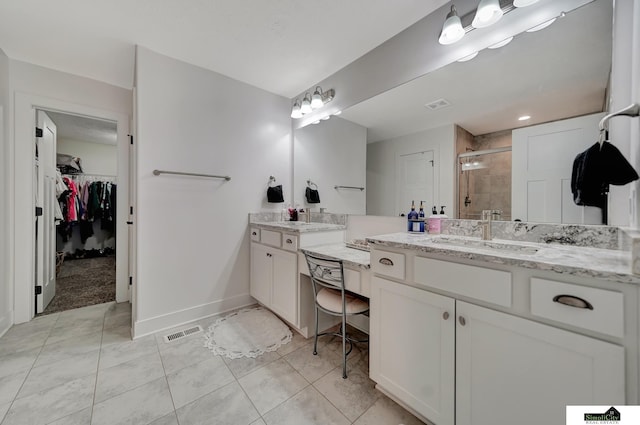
<box><xmin>12</xmin><ymin>92</ymin><xmax>131</xmax><ymax>323</ymax></box>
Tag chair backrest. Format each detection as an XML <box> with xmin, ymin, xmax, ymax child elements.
<box><xmin>303</xmin><ymin>252</ymin><xmax>345</xmax><ymax>297</ymax></box>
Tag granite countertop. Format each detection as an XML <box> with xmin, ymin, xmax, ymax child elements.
<box><xmin>366</xmin><ymin>233</ymin><xmax>640</xmax><ymax>285</ymax></box>
<box><xmin>251</xmin><ymin>221</ymin><xmax>346</xmax><ymax>233</ymax></box>
<box><xmin>300</xmin><ymin>244</ymin><xmax>371</xmax><ymax>270</ymax></box>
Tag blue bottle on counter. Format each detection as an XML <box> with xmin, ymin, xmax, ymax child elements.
<box><xmin>407</xmin><ymin>201</ymin><xmax>420</xmax><ymax>232</ymax></box>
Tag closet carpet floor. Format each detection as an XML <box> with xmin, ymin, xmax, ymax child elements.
<box><xmin>41</xmin><ymin>256</ymin><xmax>116</xmax><ymax>316</ymax></box>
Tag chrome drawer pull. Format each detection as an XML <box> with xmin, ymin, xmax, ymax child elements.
<box><xmin>552</xmin><ymin>294</ymin><xmax>594</xmax><ymax>310</ymax></box>
<box><xmin>252</xmin><ymin>232</ymin><xmax>257</xmax><ymax>236</ymax></box>
<box><xmin>286</xmin><ymin>238</ymin><xmax>293</xmax><ymax>244</ymax></box>
<box><xmin>379</xmin><ymin>258</ymin><xmax>394</xmax><ymax>266</ymax></box>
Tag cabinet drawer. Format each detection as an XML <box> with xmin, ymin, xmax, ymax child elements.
<box><xmin>371</xmin><ymin>250</ymin><xmax>405</xmax><ymax>280</ymax></box>
<box><xmin>250</xmin><ymin>227</ymin><xmax>260</xmax><ymax>242</ymax></box>
<box><xmin>282</xmin><ymin>234</ymin><xmax>298</xmax><ymax>252</ymax></box>
<box><xmin>530</xmin><ymin>278</ymin><xmax>624</xmax><ymax>338</ymax></box>
<box><xmin>261</xmin><ymin>230</ymin><xmax>281</xmax><ymax>247</ymax></box>
<box><xmin>414</xmin><ymin>257</ymin><xmax>511</xmax><ymax>308</ymax></box>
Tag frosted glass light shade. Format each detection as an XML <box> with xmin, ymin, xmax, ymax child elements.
<box><xmin>472</xmin><ymin>0</ymin><xmax>503</xmax><ymax>28</ymax></box>
<box><xmin>439</xmin><ymin>5</ymin><xmax>465</xmax><ymax>45</ymax></box>
<box><xmin>526</xmin><ymin>17</ymin><xmax>556</xmax><ymax>32</ymax></box>
<box><xmin>300</xmin><ymin>93</ymin><xmax>313</xmax><ymax>114</ymax></box>
<box><xmin>513</xmin><ymin>0</ymin><xmax>539</xmax><ymax>7</ymax></box>
<box><xmin>290</xmin><ymin>101</ymin><xmax>302</xmax><ymax>119</ymax></box>
<box><xmin>488</xmin><ymin>36</ymin><xmax>513</xmax><ymax>49</ymax></box>
<box><xmin>311</xmin><ymin>87</ymin><xmax>323</xmax><ymax>109</ymax></box>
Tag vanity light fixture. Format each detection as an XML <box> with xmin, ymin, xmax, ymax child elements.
<box><xmin>488</xmin><ymin>36</ymin><xmax>513</xmax><ymax>49</ymax></box>
<box><xmin>312</xmin><ymin>120</ymin><xmax>321</xmax><ymax>125</ymax></box>
<box><xmin>439</xmin><ymin>5</ymin><xmax>465</xmax><ymax>45</ymax></box>
<box><xmin>321</xmin><ymin>116</ymin><xmax>330</xmax><ymax>121</ymax></box>
<box><xmin>526</xmin><ymin>17</ymin><xmax>556</xmax><ymax>32</ymax></box>
<box><xmin>472</xmin><ymin>0</ymin><xmax>503</xmax><ymax>29</ymax></box>
<box><xmin>457</xmin><ymin>51</ymin><xmax>479</xmax><ymax>62</ymax></box>
<box><xmin>334</xmin><ymin>110</ymin><xmax>342</xmax><ymax>116</ymax></box>
<box><xmin>518</xmin><ymin>115</ymin><xmax>531</xmax><ymax>121</ymax></box>
<box><xmin>290</xmin><ymin>88</ymin><xmax>335</xmax><ymax>119</ymax></box>
<box><xmin>513</xmin><ymin>0</ymin><xmax>539</xmax><ymax>7</ymax></box>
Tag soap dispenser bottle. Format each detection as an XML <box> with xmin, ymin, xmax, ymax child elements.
<box><xmin>407</xmin><ymin>201</ymin><xmax>419</xmax><ymax>232</ymax></box>
<box><xmin>428</xmin><ymin>206</ymin><xmax>441</xmax><ymax>234</ymax></box>
<box><xmin>418</xmin><ymin>201</ymin><xmax>426</xmax><ymax>232</ymax></box>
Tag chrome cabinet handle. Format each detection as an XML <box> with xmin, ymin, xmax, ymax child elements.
<box><xmin>266</xmin><ymin>253</ymin><xmax>272</xmax><ymax>258</ymax></box>
<box><xmin>552</xmin><ymin>294</ymin><xmax>594</xmax><ymax>310</ymax></box>
<box><xmin>286</xmin><ymin>238</ymin><xmax>293</xmax><ymax>244</ymax></box>
<box><xmin>252</xmin><ymin>231</ymin><xmax>257</xmax><ymax>236</ymax></box>
<box><xmin>443</xmin><ymin>311</ymin><xmax>449</xmax><ymax>320</ymax></box>
<box><xmin>379</xmin><ymin>258</ymin><xmax>394</xmax><ymax>266</ymax></box>
<box><xmin>458</xmin><ymin>316</ymin><xmax>466</xmax><ymax>326</ymax></box>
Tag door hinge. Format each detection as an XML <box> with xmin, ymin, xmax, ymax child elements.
<box><xmin>130</xmin><ymin>206</ymin><xmax>133</xmax><ymax>215</ymax></box>
<box><xmin>126</xmin><ymin>221</ymin><xmax>133</xmax><ymax>225</ymax></box>
<box><xmin>129</xmin><ymin>134</ymin><xmax>134</xmax><ymax>145</ymax></box>
<box><xmin>35</xmin><ymin>285</ymin><xmax>42</xmax><ymax>295</ymax></box>
<box><xmin>35</xmin><ymin>206</ymin><xmax>43</xmax><ymax>216</ymax></box>
<box><xmin>35</xmin><ymin>127</ymin><xmax>43</xmax><ymax>138</ymax></box>
<box><xmin>129</xmin><ymin>276</ymin><xmax>133</xmax><ymax>286</ymax></box>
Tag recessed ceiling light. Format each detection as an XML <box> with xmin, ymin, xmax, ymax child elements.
<box><xmin>488</xmin><ymin>36</ymin><xmax>514</xmax><ymax>49</ymax></box>
<box><xmin>518</xmin><ymin>115</ymin><xmax>531</xmax><ymax>121</ymax></box>
<box><xmin>457</xmin><ymin>52</ymin><xmax>479</xmax><ymax>62</ymax></box>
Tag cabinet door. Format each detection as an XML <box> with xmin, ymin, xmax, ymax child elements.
<box><xmin>250</xmin><ymin>243</ymin><xmax>272</xmax><ymax>306</ymax></box>
<box><xmin>271</xmin><ymin>249</ymin><xmax>298</xmax><ymax>326</ymax></box>
<box><xmin>456</xmin><ymin>301</ymin><xmax>625</xmax><ymax>425</ymax></box>
<box><xmin>370</xmin><ymin>277</ymin><xmax>455</xmax><ymax>425</ymax></box>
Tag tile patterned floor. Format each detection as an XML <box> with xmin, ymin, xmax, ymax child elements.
<box><xmin>0</xmin><ymin>302</ymin><xmax>426</xmax><ymax>425</ymax></box>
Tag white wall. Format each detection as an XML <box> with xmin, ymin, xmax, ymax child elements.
<box><xmin>9</xmin><ymin>60</ymin><xmax>132</xmax><ymax>323</ymax></box>
<box><xmin>134</xmin><ymin>47</ymin><xmax>291</xmax><ymax>336</ymax></box>
<box><xmin>0</xmin><ymin>48</ymin><xmax>10</xmax><ymax>336</ymax></box>
<box><xmin>57</xmin><ymin>138</ymin><xmax>117</xmax><ymax>176</ymax></box>
<box><xmin>366</xmin><ymin>124</ymin><xmax>455</xmax><ymax>217</ymax></box>
<box><xmin>294</xmin><ymin>117</ymin><xmax>367</xmax><ymax>215</ymax></box>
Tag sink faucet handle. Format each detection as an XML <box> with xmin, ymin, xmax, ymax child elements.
<box><xmin>481</xmin><ymin>210</ymin><xmax>493</xmax><ymax>221</ymax></box>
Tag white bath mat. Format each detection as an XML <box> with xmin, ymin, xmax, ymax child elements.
<box><xmin>204</xmin><ymin>306</ymin><xmax>292</xmax><ymax>359</ymax></box>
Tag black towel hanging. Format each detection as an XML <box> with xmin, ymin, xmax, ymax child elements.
<box><xmin>266</xmin><ymin>176</ymin><xmax>284</xmax><ymax>203</ymax></box>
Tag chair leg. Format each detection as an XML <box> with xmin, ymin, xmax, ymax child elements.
<box><xmin>313</xmin><ymin>306</ymin><xmax>319</xmax><ymax>356</ymax></box>
<box><xmin>341</xmin><ymin>314</ymin><xmax>347</xmax><ymax>379</ymax></box>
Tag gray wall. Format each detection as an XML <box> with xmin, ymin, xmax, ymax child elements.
<box><xmin>0</xmin><ymin>48</ymin><xmax>9</xmax><ymax>336</ymax></box>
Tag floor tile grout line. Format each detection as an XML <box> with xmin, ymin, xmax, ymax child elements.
<box><xmin>154</xmin><ymin>335</ymin><xmax>181</xmax><ymax>425</ymax></box>
<box><xmin>89</xmin><ymin>305</ymin><xmax>109</xmax><ymax>425</ymax></box>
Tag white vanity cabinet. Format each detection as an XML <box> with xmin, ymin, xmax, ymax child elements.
<box><xmin>369</xmin><ymin>246</ymin><xmax>630</xmax><ymax>425</ymax></box>
<box><xmin>250</xmin><ymin>242</ymin><xmax>297</xmax><ymax>325</ymax></box>
<box><xmin>249</xmin><ymin>224</ymin><xmax>345</xmax><ymax>333</ymax></box>
<box><xmin>370</xmin><ymin>276</ymin><xmax>455</xmax><ymax>425</ymax></box>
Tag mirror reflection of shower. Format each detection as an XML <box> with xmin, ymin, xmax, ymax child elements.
<box><xmin>458</xmin><ymin>146</ymin><xmax>512</xmax><ymax>221</ymax></box>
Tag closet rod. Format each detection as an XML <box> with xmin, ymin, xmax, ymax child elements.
<box><xmin>63</xmin><ymin>173</ymin><xmax>116</xmax><ymax>177</ymax></box>
<box><xmin>334</xmin><ymin>185</ymin><xmax>364</xmax><ymax>191</ymax></box>
<box><xmin>153</xmin><ymin>169</ymin><xmax>231</xmax><ymax>181</ymax></box>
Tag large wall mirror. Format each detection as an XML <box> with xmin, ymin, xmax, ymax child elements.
<box><xmin>293</xmin><ymin>0</ymin><xmax>612</xmax><ymax>224</ymax></box>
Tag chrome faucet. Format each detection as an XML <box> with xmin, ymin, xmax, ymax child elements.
<box><xmin>481</xmin><ymin>210</ymin><xmax>493</xmax><ymax>240</ymax></box>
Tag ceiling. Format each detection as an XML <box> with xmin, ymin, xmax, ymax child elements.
<box><xmin>0</xmin><ymin>0</ymin><xmax>449</xmax><ymax>98</ymax></box>
<box><xmin>339</xmin><ymin>0</ymin><xmax>612</xmax><ymax>141</ymax></box>
<box><xmin>45</xmin><ymin>111</ymin><xmax>117</xmax><ymax>145</ymax></box>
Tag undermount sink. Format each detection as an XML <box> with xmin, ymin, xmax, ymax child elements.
<box><xmin>427</xmin><ymin>235</ymin><xmax>540</xmax><ymax>255</ymax></box>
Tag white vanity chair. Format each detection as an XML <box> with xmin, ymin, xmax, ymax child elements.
<box><xmin>303</xmin><ymin>252</ymin><xmax>370</xmax><ymax>379</ymax></box>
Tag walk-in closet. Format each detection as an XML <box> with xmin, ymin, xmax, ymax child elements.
<box><xmin>37</xmin><ymin>110</ymin><xmax>119</xmax><ymax>315</ymax></box>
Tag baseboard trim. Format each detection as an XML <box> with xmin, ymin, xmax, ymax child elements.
<box><xmin>132</xmin><ymin>294</ymin><xmax>254</xmax><ymax>339</ymax></box>
<box><xmin>0</xmin><ymin>309</ymin><xmax>14</xmax><ymax>339</ymax></box>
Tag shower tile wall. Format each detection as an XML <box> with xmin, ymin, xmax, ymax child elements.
<box><xmin>456</xmin><ymin>126</ymin><xmax>512</xmax><ymax>221</ymax></box>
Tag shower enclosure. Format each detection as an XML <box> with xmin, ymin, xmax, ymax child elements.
<box><xmin>457</xmin><ymin>147</ymin><xmax>512</xmax><ymax>220</ymax></box>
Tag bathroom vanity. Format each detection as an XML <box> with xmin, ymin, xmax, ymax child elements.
<box><xmin>367</xmin><ymin>232</ymin><xmax>637</xmax><ymax>425</ymax></box>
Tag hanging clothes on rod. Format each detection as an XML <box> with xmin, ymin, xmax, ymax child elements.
<box><xmin>58</xmin><ymin>172</ymin><xmax>117</xmax><ymax>245</ymax></box>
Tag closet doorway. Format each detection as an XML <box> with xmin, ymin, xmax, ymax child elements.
<box><xmin>36</xmin><ymin>110</ymin><xmax>120</xmax><ymax>315</ymax></box>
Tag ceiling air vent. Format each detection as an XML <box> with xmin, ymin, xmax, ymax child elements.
<box><xmin>424</xmin><ymin>98</ymin><xmax>451</xmax><ymax>111</ymax></box>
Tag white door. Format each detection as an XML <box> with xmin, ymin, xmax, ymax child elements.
<box><xmin>370</xmin><ymin>277</ymin><xmax>455</xmax><ymax>425</ymax></box>
<box><xmin>36</xmin><ymin>110</ymin><xmax>57</xmax><ymax>312</ymax></box>
<box><xmin>397</xmin><ymin>150</ymin><xmax>435</xmax><ymax>216</ymax></box>
<box><xmin>456</xmin><ymin>301</ymin><xmax>625</xmax><ymax>425</ymax></box>
<box><xmin>512</xmin><ymin>113</ymin><xmax>605</xmax><ymax>224</ymax></box>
